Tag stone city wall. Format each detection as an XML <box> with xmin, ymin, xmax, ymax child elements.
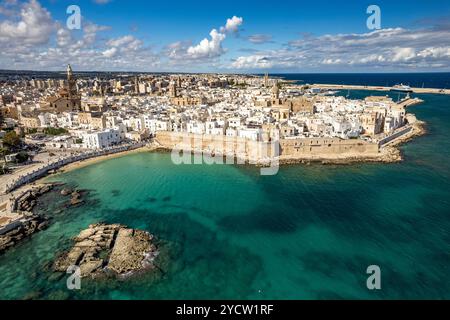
<box><xmin>280</xmin><ymin>137</ymin><xmax>380</xmax><ymax>156</ymax></box>
<box><xmin>155</xmin><ymin>131</ymin><xmax>380</xmax><ymax>161</ymax></box>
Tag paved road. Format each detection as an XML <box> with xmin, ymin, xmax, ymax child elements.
<box><xmin>0</xmin><ymin>151</ymin><xmax>73</xmax><ymax>205</ymax></box>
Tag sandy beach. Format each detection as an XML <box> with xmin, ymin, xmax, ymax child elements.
<box><xmin>57</xmin><ymin>145</ymin><xmax>154</xmax><ymax>174</ymax></box>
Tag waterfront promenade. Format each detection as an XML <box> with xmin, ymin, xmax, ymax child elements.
<box><xmin>0</xmin><ymin>142</ymin><xmax>146</xmax><ymax>213</ymax></box>
<box><xmin>311</xmin><ymin>84</ymin><xmax>450</xmax><ymax>95</ymax></box>
<box><xmin>2</xmin><ymin>142</ymin><xmax>146</xmax><ymax>194</ymax></box>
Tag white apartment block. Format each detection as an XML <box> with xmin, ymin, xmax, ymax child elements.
<box><xmin>82</xmin><ymin>129</ymin><xmax>121</xmax><ymax>149</ymax></box>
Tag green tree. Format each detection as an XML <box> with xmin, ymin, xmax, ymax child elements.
<box><xmin>16</xmin><ymin>151</ymin><xmax>30</xmax><ymax>163</ymax></box>
<box><xmin>2</xmin><ymin>131</ymin><xmax>20</xmax><ymax>148</ymax></box>
<box><xmin>43</xmin><ymin>127</ymin><xmax>68</xmax><ymax>136</ymax></box>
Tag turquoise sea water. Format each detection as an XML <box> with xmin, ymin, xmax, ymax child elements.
<box><xmin>0</xmin><ymin>91</ymin><xmax>449</xmax><ymax>300</ymax></box>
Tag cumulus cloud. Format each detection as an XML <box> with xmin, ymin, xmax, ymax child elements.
<box><xmin>231</xmin><ymin>26</ymin><xmax>450</xmax><ymax>71</ymax></box>
<box><xmin>106</xmin><ymin>35</ymin><xmax>142</xmax><ymax>51</ymax></box>
<box><xmin>220</xmin><ymin>16</ymin><xmax>243</xmax><ymax>33</ymax></box>
<box><xmin>102</xmin><ymin>47</ymin><xmax>117</xmax><ymax>58</ymax></box>
<box><xmin>0</xmin><ymin>0</ymin><xmax>159</xmax><ymax>71</ymax></box>
<box><xmin>2</xmin><ymin>1</ymin><xmax>449</xmax><ymax>73</ymax></box>
<box><xmin>0</xmin><ymin>0</ymin><xmax>54</xmax><ymax>45</ymax></box>
<box><xmin>165</xmin><ymin>41</ymin><xmax>191</xmax><ymax>59</ymax></box>
<box><xmin>231</xmin><ymin>55</ymin><xmax>273</xmax><ymax>69</ymax></box>
<box><xmin>56</xmin><ymin>27</ymin><xmax>72</xmax><ymax>47</ymax></box>
<box><xmin>187</xmin><ymin>29</ymin><xmax>226</xmax><ymax>59</ymax></box>
<box><xmin>170</xmin><ymin>16</ymin><xmax>243</xmax><ymax>61</ymax></box>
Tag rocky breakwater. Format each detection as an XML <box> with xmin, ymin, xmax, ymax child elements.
<box><xmin>0</xmin><ymin>185</ymin><xmax>53</xmax><ymax>254</ymax></box>
<box><xmin>54</xmin><ymin>223</ymin><xmax>158</xmax><ymax>278</ymax></box>
<box><xmin>0</xmin><ymin>213</ymin><xmax>50</xmax><ymax>254</ymax></box>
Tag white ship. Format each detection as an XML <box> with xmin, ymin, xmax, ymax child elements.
<box><xmin>390</xmin><ymin>84</ymin><xmax>413</xmax><ymax>93</ymax></box>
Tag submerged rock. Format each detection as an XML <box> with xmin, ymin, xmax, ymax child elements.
<box><xmin>53</xmin><ymin>223</ymin><xmax>158</xmax><ymax>279</ymax></box>
<box><xmin>60</xmin><ymin>188</ymin><xmax>72</xmax><ymax>196</ymax></box>
<box><xmin>68</xmin><ymin>190</ymin><xmax>84</xmax><ymax>207</ymax></box>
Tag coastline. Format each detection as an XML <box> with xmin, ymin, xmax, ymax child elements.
<box><xmin>0</xmin><ymin>98</ymin><xmax>428</xmax><ymax>212</ymax></box>
<box><xmin>146</xmin><ymin>125</ymin><xmax>424</xmax><ymax>167</ymax></box>
<box><xmin>0</xmin><ymin>145</ymin><xmax>152</xmax><ymax>216</ymax></box>
<box><xmin>278</xmin><ymin>120</ymin><xmax>427</xmax><ymax>166</ymax></box>
<box><xmin>57</xmin><ymin>145</ymin><xmax>155</xmax><ymax>174</ymax></box>
<box><xmin>3</xmin><ymin>119</ymin><xmax>427</xmax><ymax>201</ymax></box>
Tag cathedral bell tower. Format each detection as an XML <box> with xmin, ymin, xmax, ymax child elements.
<box><xmin>66</xmin><ymin>64</ymin><xmax>77</xmax><ymax>99</ymax></box>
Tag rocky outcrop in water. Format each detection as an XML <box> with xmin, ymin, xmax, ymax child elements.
<box><xmin>0</xmin><ymin>185</ymin><xmax>53</xmax><ymax>255</ymax></box>
<box><xmin>53</xmin><ymin>223</ymin><xmax>157</xmax><ymax>278</ymax></box>
<box><xmin>15</xmin><ymin>184</ymin><xmax>53</xmax><ymax>212</ymax></box>
<box><xmin>0</xmin><ymin>214</ymin><xmax>50</xmax><ymax>254</ymax></box>
<box><xmin>69</xmin><ymin>191</ymin><xmax>84</xmax><ymax>206</ymax></box>
<box><xmin>59</xmin><ymin>187</ymin><xmax>85</xmax><ymax>207</ymax></box>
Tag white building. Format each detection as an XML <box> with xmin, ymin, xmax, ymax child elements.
<box><xmin>45</xmin><ymin>135</ymin><xmax>73</xmax><ymax>149</ymax></box>
<box><xmin>187</xmin><ymin>120</ymin><xmax>205</xmax><ymax>135</ymax></box>
<box><xmin>82</xmin><ymin>129</ymin><xmax>121</xmax><ymax>149</ymax></box>
<box><xmin>227</xmin><ymin>117</ymin><xmax>241</xmax><ymax>128</ymax></box>
<box><xmin>238</xmin><ymin>128</ymin><xmax>261</xmax><ymax>141</ymax></box>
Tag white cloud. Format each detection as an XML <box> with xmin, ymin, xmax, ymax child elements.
<box><xmin>187</xmin><ymin>29</ymin><xmax>226</xmax><ymax>59</ymax></box>
<box><xmin>0</xmin><ymin>0</ymin><xmax>54</xmax><ymax>45</ymax></box>
<box><xmin>56</xmin><ymin>27</ymin><xmax>71</xmax><ymax>47</ymax></box>
<box><xmin>107</xmin><ymin>35</ymin><xmax>140</xmax><ymax>48</ymax></box>
<box><xmin>82</xmin><ymin>22</ymin><xmax>110</xmax><ymax>45</ymax></box>
<box><xmin>247</xmin><ymin>34</ymin><xmax>273</xmax><ymax>44</ymax></box>
<box><xmin>231</xmin><ymin>26</ymin><xmax>450</xmax><ymax>71</ymax></box>
<box><xmin>220</xmin><ymin>16</ymin><xmax>243</xmax><ymax>33</ymax></box>
<box><xmin>179</xmin><ymin>16</ymin><xmax>243</xmax><ymax>61</ymax></box>
<box><xmin>417</xmin><ymin>47</ymin><xmax>450</xmax><ymax>59</ymax></box>
<box><xmin>321</xmin><ymin>58</ymin><xmax>342</xmax><ymax>65</ymax></box>
<box><xmin>392</xmin><ymin>47</ymin><xmax>416</xmax><ymax>62</ymax></box>
<box><xmin>0</xmin><ymin>1</ymin><xmax>158</xmax><ymax>71</ymax></box>
<box><xmin>1</xmin><ymin>1</ymin><xmax>450</xmax><ymax>73</ymax></box>
<box><xmin>231</xmin><ymin>55</ymin><xmax>273</xmax><ymax>69</ymax></box>
<box><xmin>102</xmin><ymin>47</ymin><xmax>118</xmax><ymax>58</ymax></box>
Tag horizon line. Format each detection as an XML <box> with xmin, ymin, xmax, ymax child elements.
<box><xmin>1</xmin><ymin>69</ymin><xmax>450</xmax><ymax>75</ymax></box>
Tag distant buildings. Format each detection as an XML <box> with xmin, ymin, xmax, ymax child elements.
<box><xmin>1</xmin><ymin>68</ymin><xmax>412</xmax><ymax>154</ymax></box>
<box><xmin>41</xmin><ymin>65</ymin><xmax>81</xmax><ymax>113</ymax></box>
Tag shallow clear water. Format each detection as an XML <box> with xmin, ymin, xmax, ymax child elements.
<box><xmin>0</xmin><ymin>91</ymin><xmax>449</xmax><ymax>300</ymax></box>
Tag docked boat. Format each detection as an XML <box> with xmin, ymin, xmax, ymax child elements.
<box><xmin>390</xmin><ymin>84</ymin><xmax>413</xmax><ymax>93</ymax></box>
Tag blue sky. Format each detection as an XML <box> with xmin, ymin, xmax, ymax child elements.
<box><xmin>1</xmin><ymin>0</ymin><xmax>450</xmax><ymax>72</ymax></box>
